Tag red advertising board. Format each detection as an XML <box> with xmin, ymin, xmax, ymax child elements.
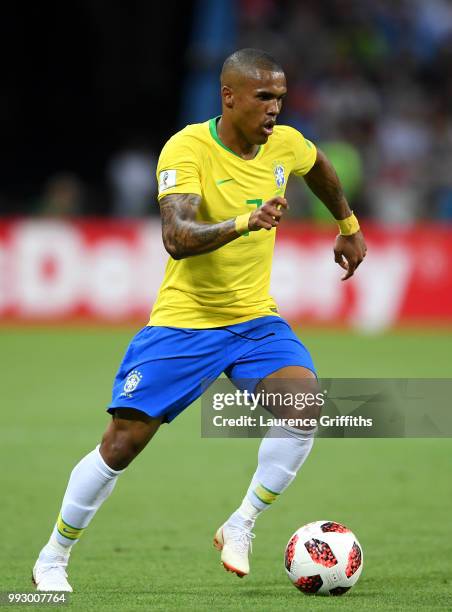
<box><xmin>0</xmin><ymin>220</ymin><xmax>451</xmax><ymax>329</ymax></box>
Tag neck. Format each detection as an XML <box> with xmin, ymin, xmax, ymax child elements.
<box><xmin>217</xmin><ymin>116</ymin><xmax>259</xmax><ymax>160</ymax></box>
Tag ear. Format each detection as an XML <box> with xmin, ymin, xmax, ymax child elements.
<box><xmin>221</xmin><ymin>85</ymin><xmax>234</xmax><ymax>109</ymax></box>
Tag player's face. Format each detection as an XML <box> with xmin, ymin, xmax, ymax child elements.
<box><xmin>230</xmin><ymin>70</ymin><xmax>287</xmax><ymax>145</ymax></box>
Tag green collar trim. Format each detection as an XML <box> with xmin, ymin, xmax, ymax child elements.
<box><xmin>208</xmin><ymin>116</ymin><xmax>261</xmax><ymax>160</ymax></box>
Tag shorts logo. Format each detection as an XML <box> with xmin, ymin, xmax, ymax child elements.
<box><xmin>273</xmin><ymin>162</ymin><xmax>285</xmax><ymax>188</ymax></box>
<box><xmin>123</xmin><ymin>370</ymin><xmax>143</xmax><ymax>394</ymax></box>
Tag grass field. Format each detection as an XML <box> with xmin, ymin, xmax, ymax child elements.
<box><xmin>1</xmin><ymin>327</ymin><xmax>452</xmax><ymax>611</ymax></box>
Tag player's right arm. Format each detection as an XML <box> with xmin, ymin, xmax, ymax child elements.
<box><xmin>160</xmin><ymin>193</ymin><xmax>287</xmax><ymax>259</ymax></box>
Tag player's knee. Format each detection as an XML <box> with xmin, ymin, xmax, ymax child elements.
<box><xmin>100</xmin><ymin>432</ymin><xmax>134</xmax><ymax>470</ymax></box>
<box><xmin>258</xmin><ymin>377</ymin><xmax>322</xmax><ymax>428</ymax></box>
<box><xmin>100</xmin><ymin>432</ymin><xmax>139</xmax><ymax>469</ymax></box>
<box><xmin>100</xmin><ymin>411</ymin><xmax>160</xmax><ymax>470</ymax></box>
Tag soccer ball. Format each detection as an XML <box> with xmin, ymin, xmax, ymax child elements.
<box><xmin>284</xmin><ymin>520</ymin><xmax>363</xmax><ymax>596</ymax></box>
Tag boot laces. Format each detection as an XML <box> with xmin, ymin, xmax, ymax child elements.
<box><xmin>228</xmin><ymin>525</ymin><xmax>256</xmax><ymax>554</ymax></box>
<box><xmin>39</xmin><ymin>562</ymin><xmax>68</xmax><ymax>580</ymax></box>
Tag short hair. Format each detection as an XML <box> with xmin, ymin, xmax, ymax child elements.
<box><xmin>221</xmin><ymin>48</ymin><xmax>284</xmax><ymax>81</ymax></box>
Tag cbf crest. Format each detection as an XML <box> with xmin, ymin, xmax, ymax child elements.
<box><xmin>273</xmin><ymin>162</ymin><xmax>286</xmax><ymax>189</ymax></box>
<box><xmin>123</xmin><ymin>370</ymin><xmax>143</xmax><ymax>394</ymax></box>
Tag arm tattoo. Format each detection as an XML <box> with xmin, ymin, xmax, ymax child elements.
<box><xmin>303</xmin><ymin>149</ymin><xmax>352</xmax><ymax>220</ymax></box>
<box><xmin>159</xmin><ymin>193</ymin><xmax>241</xmax><ymax>259</ymax></box>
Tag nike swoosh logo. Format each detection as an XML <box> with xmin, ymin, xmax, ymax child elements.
<box><xmin>216</xmin><ymin>178</ymin><xmax>235</xmax><ymax>185</ymax></box>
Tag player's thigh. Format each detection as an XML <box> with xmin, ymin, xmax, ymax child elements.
<box><xmin>108</xmin><ymin>325</ymin><xmax>230</xmax><ymax>423</ymax></box>
<box><xmin>226</xmin><ymin>320</ymin><xmax>320</xmax><ymax>427</ymax></box>
<box><xmin>226</xmin><ymin>320</ymin><xmax>316</xmax><ymax>383</ymax></box>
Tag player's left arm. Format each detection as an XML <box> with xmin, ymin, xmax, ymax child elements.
<box><xmin>303</xmin><ymin>148</ymin><xmax>367</xmax><ymax>281</ymax></box>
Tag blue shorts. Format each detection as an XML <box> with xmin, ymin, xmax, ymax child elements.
<box><xmin>107</xmin><ymin>316</ymin><xmax>315</xmax><ymax>423</ymax></box>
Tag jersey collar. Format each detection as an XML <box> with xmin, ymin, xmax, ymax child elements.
<box><xmin>209</xmin><ymin>116</ymin><xmax>262</xmax><ymax>161</ymax></box>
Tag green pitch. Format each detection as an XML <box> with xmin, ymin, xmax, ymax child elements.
<box><xmin>1</xmin><ymin>327</ymin><xmax>451</xmax><ymax>611</ymax></box>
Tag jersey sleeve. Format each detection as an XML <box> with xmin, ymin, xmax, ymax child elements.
<box><xmin>156</xmin><ymin>133</ymin><xmax>202</xmax><ymax>202</ymax></box>
<box><xmin>290</xmin><ymin>128</ymin><xmax>317</xmax><ymax>177</ymax></box>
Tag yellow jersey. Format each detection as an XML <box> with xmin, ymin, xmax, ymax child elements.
<box><xmin>149</xmin><ymin>117</ymin><xmax>316</xmax><ymax>328</ymax></box>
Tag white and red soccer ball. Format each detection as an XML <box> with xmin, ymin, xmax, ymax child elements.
<box><xmin>284</xmin><ymin>520</ymin><xmax>363</xmax><ymax>596</ymax></box>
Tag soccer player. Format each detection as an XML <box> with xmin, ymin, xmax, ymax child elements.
<box><xmin>33</xmin><ymin>48</ymin><xmax>366</xmax><ymax>591</ymax></box>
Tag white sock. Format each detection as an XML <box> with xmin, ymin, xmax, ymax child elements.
<box><xmin>229</xmin><ymin>425</ymin><xmax>314</xmax><ymax>527</ymax></box>
<box><xmin>40</xmin><ymin>445</ymin><xmax>124</xmax><ymax>561</ymax></box>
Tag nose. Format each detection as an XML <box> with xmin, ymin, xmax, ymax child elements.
<box><xmin>267</xmin><ymin>99</ymin><xmax>280</xmax><ymax>117</ymax></box>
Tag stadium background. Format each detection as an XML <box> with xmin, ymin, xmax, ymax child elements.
<box><xmin>2</xmin><ymin>1</ymin><xmax>451</xmax><ymax>609</ymax></box>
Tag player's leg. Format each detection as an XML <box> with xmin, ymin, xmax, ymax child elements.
<box><xmin>34</xmin><ymin>324</ymin><xmax>235</xmax><ymax>591</ymax></box>
<box><xmin>214</xmin><ymin>316</ymin><xmax>318</xmax><ymax>576</ymax></box>
<box><xmin>215</xmin><ymin>366</ymin><xmax>318</xmax><ymax>577</ymax></box>
<box><xmin>100</xmin><ymin>408</ymin><xmax>161</xmax><ymax>470</ymax></box>
<box><xmin>33</xmin><ymin>409</ymin><xmax>160</xmax><ymax>592</ymax></box>
<box><xmin>229</xmin><ymin>365</ymin><xmax>318</xmax><ymax>521</ymax></box>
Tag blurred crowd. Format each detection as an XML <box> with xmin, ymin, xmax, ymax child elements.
<box><xmin>28</xmin><ymin>143</ymin><xmax>157</xmax><ymax>219</ymax></box>
<box><xmin>17</xmin><ymin>0</ymin><xmax>452</xmax><ymax>223</ymax></box>
<box><xmin>241</xmin><ymin>0</ymin><xmax>452</xmax><ymax>224</ymax></box>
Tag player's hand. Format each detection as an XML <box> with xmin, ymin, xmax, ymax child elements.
<box><xmin>248</xmin><ymin>197</ymin><xmax>288</xmax><ymax>231</ymax></box>
<box><xmin>334</xmin><ymin>230</ymin><xmax>367</xmax><ymax>281</ymax></box>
